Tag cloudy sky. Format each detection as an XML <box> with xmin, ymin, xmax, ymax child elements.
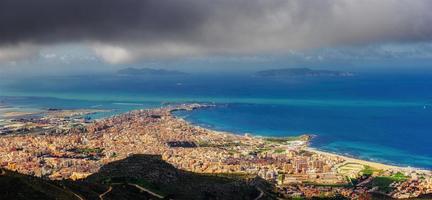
<box><xmin>1</xmin><ymin>0</ymin><xmax>432</xmax><ymax>74</ymax></box>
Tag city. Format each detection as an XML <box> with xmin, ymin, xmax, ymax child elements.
<box><xmin>0</xmin><ymin>104</ymin><xmax>431</xmax><ymax>199</ymax></box>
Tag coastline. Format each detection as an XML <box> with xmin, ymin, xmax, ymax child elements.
<box><xmin>305</xmin><ymin>147</ymin><xmax>401</xmax><ymax>171</ymax></box>
<box><xmin>171</xmin><ymin>105</ymin><xmax>427</xmax><ymax>174</ymax></box>
<box><xmin>2</xmin><ymin>95</ymin><xmax>432</xmax><ymax>170</ymax></box>
<box><xmin>172</xmin><ymin>107</ymin><xmax>416</xmax><ymax>172</ymax></box>
<box><xmin>181</xmin><ymin>116</ymin><xmax>410</xmax><ymax>172</ymax></box>
<box><xmin>1</xmin><ymin>101</ymin><xmax>428</xmax><ymax>172</ymax></box>
<box><xmin>0</xmin><ymin>103</ymin><xmax>431</xmax><ymax>199</ymax></box>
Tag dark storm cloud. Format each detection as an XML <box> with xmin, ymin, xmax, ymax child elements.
<box><xmin>0</xmin><ymin>0</ymin><xmax>207</xmax><ymax>45</ymax></box>
<box><xmin>0</xmin><ymin>0</ymin><xmax>432</xmax><ymax>63</ymax></box>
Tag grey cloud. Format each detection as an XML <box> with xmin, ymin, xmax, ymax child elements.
<box><xmin>0</xmin><ymin>0</ymin><xmax>207</xmax><ymax>45</ymax></box>
<box><xmin>0</xmin><ymin>0</ymin><xmax>431</xmax><ymax>63</ymax></box>
<box><xmin>0</xmin><ymin>44</ymin><xmax>39</xmax><ymax>61</ymax></box>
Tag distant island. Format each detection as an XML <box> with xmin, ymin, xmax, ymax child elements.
<box><xmin>117</xmin><ymin>67</ymin><xmax>188</xmax><ymax>76</ymax></box>
<box><xmin>255</xmin><ymin>68</ymin><xmax>355</xmax><ymax>77</ymax></box>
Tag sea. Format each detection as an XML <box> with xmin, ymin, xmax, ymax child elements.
<box><xmin>1</xmin><ymin>73</ymin><xmax>431</xmax><ymax>169</ymax></box>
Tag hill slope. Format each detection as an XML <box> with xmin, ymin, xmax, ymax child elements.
<box><xmin>0</xmin><ymin>155</ymin><xmax>271</xmax><ymax>200</ymax></box>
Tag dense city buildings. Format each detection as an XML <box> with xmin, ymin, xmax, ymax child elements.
<box><xmin>0</xmin><ymin>104</ymin><xmax>431</xmax><ymax>199</ymax></box>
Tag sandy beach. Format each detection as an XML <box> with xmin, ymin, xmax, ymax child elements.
<box><xmin>306</xmin><ymin>147</ymin><xmax>406</xmax><ymax>171</ymax></box>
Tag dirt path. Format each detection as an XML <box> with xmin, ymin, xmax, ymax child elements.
<box><xmin>99</xmin><ymin>186</ymin><xmax>113</xmax><ymax>200</ymax></box>
<box><xmin>253</xmin><ymin>187</ymin><xmax>264</xmax><ymax>200</ymax></box>
<box><xmin>127</xmin><ymin>183</ymin><xmax>164</xmax><ymax>199</ymax></box>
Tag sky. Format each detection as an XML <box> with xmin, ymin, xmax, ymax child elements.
<box><xmin>0</xmin><ymin>0</ymin><xmax>432</xmax><ymax>75</ymax></box>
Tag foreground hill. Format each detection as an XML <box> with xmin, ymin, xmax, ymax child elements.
<box><xmin>0</xmin><ymin>168</ymin><xmax>79</xmax><ymax>200</ymax></box>
<box><xmin>0</xmin><ymin>154</ymin><xmax>271</xmax><ymax>200</ymax></box>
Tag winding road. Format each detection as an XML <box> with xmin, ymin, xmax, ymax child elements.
<box><xmin>51</xmin><ymin>183</ymin><xmax>85</xmax><ymax>200</ymax></box>
<box><xmin>71</xmin><ymin>192</ymin><xmax>85</xmax><ymax>200</ymax></box>
<box><xmin>253</xmin><ymin>187</ymin><xmax>264</xmax><ymax>200</ymax></box>
<box><xmin>99</xmin><ymin>186</ymin><xmax>113</xmax><ymax>200</ymax></box>
<box><xmin>100</xmin><ymin>183</ymin><xmax>165</xmax><ymax>199</ymax></box>
<box><xmin>128</xmin><ymin>183</ymin><xmax>164</xmax><ymax>199</ymax></box>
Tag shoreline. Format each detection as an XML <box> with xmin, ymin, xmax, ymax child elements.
<box><xmin>305</xmin><ymin>147</ymin><xmax>401</xmax><ymax>171</ymax></box>
<box><xmin>305</xmin><ymin>148</ymin><xmax>432</xmax><ymax>173</ymax></box>
<box><xmin>172</xmin><ymin>107</ymin><xmax>428</xmax><ymax>172</ymax></box>
<box><xmin>181</xmin><ymin>119</ymin><xmax>414</xmax><ymax>172</ymax></box>
<box><xmin>0</xmin><ymin>103</ymin><xmax>431</xmax><ymax>199</ymax></box>
<box><xmin>2</xmin><ymin>102</ymin><xmax>429</xmax><ymax>172</ymax></box>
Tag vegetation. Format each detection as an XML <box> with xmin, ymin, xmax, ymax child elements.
<box><xmin>274</xmin><ymin>148</ymin><xmax>286</xmax><ymax>154</ymax></box>
<box><xmin>303</xmin><ymin>181</ymin><xmax>350</xmax><ymax>188</ymax></box>
<box><xmin>249</xmin><ymin>147</ymin><xmax>271</xmax><ymax>155</ymax></box>
<box><xmin>110</xmin><ymin>152</ymin><xmax>117</xmax><ymax>158</ymax></box>
<box><xmin>360</xmin><ymin>165</ymin><xmax>382</xmax><ymax>176</ymax></box>
<box><xmin>361</xmin><ymin>165</ymin><xmax>374</xmax><ymax>176</ymax></box>
<box><xmin>359</xmin><ymin>166</ymin><xmax>406</xmax><ymax>193</ymax></box>
<box><xmin>391</xmin><ymin>172</ymin><xmax>408</xmax><ymax>182</ymax></box>
<box><xmin>369</xmin><ymin>177</ymin><xmax>396</xmax><ymax>193</ymax></box>
<box><xmin>368</xmin><ymin>174</ymin><xmax>407</xmax><ymax>193</ymax></box>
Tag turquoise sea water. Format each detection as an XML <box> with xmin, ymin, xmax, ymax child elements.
<box><xmin>1</xmin><ymin>73</ymin><xmax>431</xmax><ymax>169</ymax></box>
<box><xmin>174</xmin><ymin>103</ymin><xmax>432</xmax><ymax>168</ymax></box>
